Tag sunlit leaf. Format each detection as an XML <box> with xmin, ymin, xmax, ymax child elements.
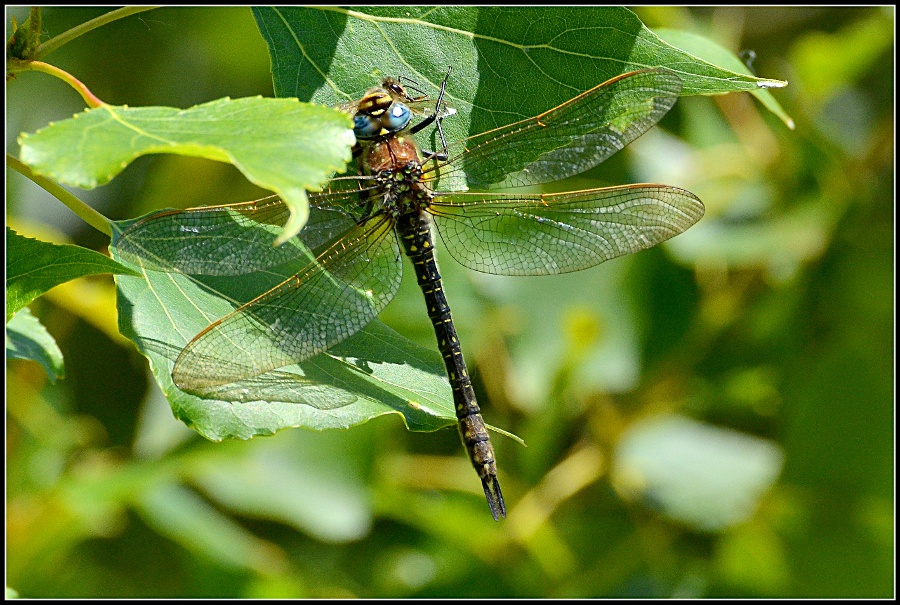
<box><xmin>612</xmin><ymin>415</ymin><xmax>784</xmax><ymax>531</ymax></box>
<box><xmin>18</xmin><ymin>98</ymin><xmax>355</xmax><ymax>244</ymax></box>
<box><xmin>109</xmin><ymin>216</ymin><xmax>456</xmax><ymax>441</ymax></box>
<box><xmin>6</xmin><ymin>307</ymin><xmax>65</xmax><ymax>382</ymax></box>
<box><xmin>192</xmin><ymin>432</ymin><xmax>373</xmax><ymax>543</ymax></box>
<box><xmin>654</xmin><ymin>28</ymin><xmax>794</xmax><ymax>129</ymax></box>
<box><xmin>135</xmin><ymin>481</ymin><xmax>282</xmax><ymax>573</ymax></box>
<box><xmin>6</xmin><ymin>227</ymin><xmax>138</xmax><ymax>322</ymax></box>
<box><xmin>253</xmin><ymin>5</ymin><xmax>788</xmax><ymax>151</ymax></box>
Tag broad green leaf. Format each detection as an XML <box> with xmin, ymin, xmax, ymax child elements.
<box><xmin>790</xmin><ymin>9</ymin><xmax>893</xmax><ymax>104</ymax></box>
<box><xmin>612</xmin><ymin>415</ymin><xmax>784</xmax><ymax>531</ymax></box>
<box><xmin>6</xmin><ymin>227</ymin><xmax>139</xmax><ymax>322</ymax></box>
<box><xmin>109</xmin><ymin>216</ymin><xmax>456</xmax><ymax>441</ymax></box>
<box><xmin>655</xmin><ymin>28</ymin><xmax>794</xmax><ymax>129</ymax></box>
<box><xmin>190</xmin><ymin>431</ymin><xmax>373</xmax><ymax>543</ymax></box>
<box><xmin>135</xmin><ymin>481</ymin><xmax>282</xmax><ymax>573</ymax></box>
<box><xmin>18</xmin><ymin>98</ymin><xmax>356</xmax><ymax>244</ymax></box>
<box><xmin>252</xmin><ymin>5</ymin><xmax>788</xmax><ymax>152</ymax></box>
<box><xmin>6</xmin><ymin>307</ymin><xmax>65</xmax><ymax>382</ymax></box>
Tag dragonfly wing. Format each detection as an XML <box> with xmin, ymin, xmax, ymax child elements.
<box><xmin>116</xmin><ymin>186</ymin><xmax>373</xmax><ymax>275</ymax></box>
<box><xmin>427</xmin><ymin>69</ymin><xmax>682</xmax><ymax>190</ymax></box>
<box><xmin>171</xmin><ymin>215</ymin><xmax>402</xmax><ymax>390</ymax></box>
<box><xmin>429</xmin><ymin>185</ymin><xmax>704</xmax><ymax>276</ymax></box>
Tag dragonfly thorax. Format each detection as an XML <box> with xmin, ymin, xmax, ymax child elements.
<box><xmin>360</xmin><ymin>135</ymin><xmax>424</xmax><ymax>176</ymax></box>
<box><xmin>358</xmin><ymin>136</ymin><xmax>432</xmax><ymax>218</ymax></box>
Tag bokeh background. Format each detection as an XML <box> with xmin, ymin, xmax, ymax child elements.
<box><xmin>6</xmin><ymin>6</ymin><xmax>893</xmax><ymax>598</ymax></box>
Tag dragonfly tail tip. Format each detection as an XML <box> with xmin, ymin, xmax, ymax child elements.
<box><xmin>483</xmin><ymin>475</ymin><xmax>507</xmax><ymax>521</ymax></box>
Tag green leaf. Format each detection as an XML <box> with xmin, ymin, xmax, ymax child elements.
<box><xmin>613</xmin><ymin>415</ymin><xmax>784</xmax><ymax>531</ymax></box>
<box><xmin>252</xmin><ymin>5</ymin><xmax>788</xmax><ymax>150</ymax></box>
<box><xmin>135</xmin><ymin>481</ymin><xmax>282</xmax><ymax>573</ymax></box>
<box><xmin>7</xmin><ymin>7</ymin><xmax>42</xmax><ymax>60</ymax></box>
<box><xmin>6</xmin><ymin>307</ymin><xmax>65</xmax><ymax>382</ymax></box>
<box><xmin>654</xmin><ymin>28</ymin><xmax>794</xmax><ymax>129</ymax></box>
<box><xmin>109</xmin><ymin>216</ymin><xmax>456</xmax><ymax>441</ymax></box>
<box><xmin>17</xmin><ymin>98</ymin><xmax>356</xmax><ymax>244</ymax></box>
<box><xmin>6</xmin><ymin>227</ymin><xmax>139</xmax><ymax>322</ymax></box>
<box><xmin>191</xmin><ymin>431</ymin><xmax>373</xmax><ymax>543</ymax></box>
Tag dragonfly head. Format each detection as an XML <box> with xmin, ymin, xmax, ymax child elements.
<box><xmin>353</xmin><ymin>100</ymin><xmax>412</xmax><ymax>139</ymax></box>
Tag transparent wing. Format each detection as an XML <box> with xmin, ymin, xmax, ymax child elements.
<box><xmin>116</xmin><ymin>179</ymin><xmax>378</xmax><ymax>275</ymax></box>
<box><xmin>423</xmin><ymin>68</ymin><xmax>682</xmax><ymax>190</ymax></box>
<box><xmin>171</xmin><ymin>215</ymin><xmax>402</xmax><ymax>390</ymax></box>
<box><xmin>428</xmin><ymin>185</ymin><xmax>704</xmax><ymax>276</ymax></box>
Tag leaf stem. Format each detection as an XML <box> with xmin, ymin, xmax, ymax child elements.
<box><xmin>34</xmin><ymin>6</ymin><xmax>160</xmax><ymax>59</ymax></box>
<box><xmin>7</xmin><ymin>154</ymin><xmax>112</xmax><ymax>237</ymax></box>
<box><xmin>24</xmin><ymin>60</ymin><xmax>106</xmax><ymax>108</ymax></box>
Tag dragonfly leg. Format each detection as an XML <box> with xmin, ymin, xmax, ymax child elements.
<box><xmin>421</xmin><ymin>148</ymin><xmax>449</xmax><ymax>162</ymax></box>
<box><xmin>411</xmin><ymin>66</ymin><xmax>452</xmax><ymax>162</ymax></box>
<box><xmin>409</xmin><ymin>112</ymin><xmax>437</xmax><ymax>135</ymax></box>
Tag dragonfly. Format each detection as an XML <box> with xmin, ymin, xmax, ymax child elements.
<box><xmin>116</xmin><ymin>67</ymin><xmax>705</xmax><ymax>521</ymax></box>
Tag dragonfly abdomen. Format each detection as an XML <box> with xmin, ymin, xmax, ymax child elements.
<box><xmin>396</xmin><ymin>209</ymin><xmax>506</xmax><ymax>521</ymax></box>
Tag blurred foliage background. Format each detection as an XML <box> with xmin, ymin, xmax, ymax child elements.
<box><xmin>6</xmin><ymin>6</ymin><xmax>893</xmax><ymax>598</ymax></box>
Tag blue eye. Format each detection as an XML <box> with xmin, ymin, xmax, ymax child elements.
<box><xmin>382</xmin><ymin>102</ymin><xmax>411</xmax><ymax>133</ymax></box>
<box><xmin>353</xmin><ymin>114</ymin><xmax>381</xmax><ymax>139</ymax></box>
<box><xmin>353</xmin><ymin>101</ymin><xmax>412</xmax><ymax>139</ymax></box>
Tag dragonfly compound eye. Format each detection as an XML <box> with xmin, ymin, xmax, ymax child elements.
<box><xmin>381</xmin><ymin>102</ymin><xmax>412</xmax><ymax>134</ymax></box>
<box><xmin>353</xmin><ymin>113</ymin><xmax>383</xmax><ymax>139</ymax></box>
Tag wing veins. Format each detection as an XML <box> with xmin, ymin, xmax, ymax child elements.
<box><xmin>172</xmin><ymin>213</ymin><xmax>400</xmax><ymax>389</ymax></box>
